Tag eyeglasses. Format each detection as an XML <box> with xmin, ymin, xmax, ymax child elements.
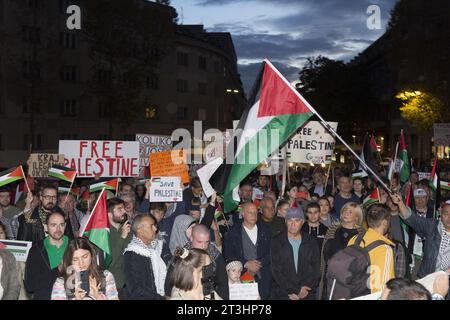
<box><xmin>42</xmin><ymin>195</ymin><xmax>57</xmax><ymax>200</ymax></box>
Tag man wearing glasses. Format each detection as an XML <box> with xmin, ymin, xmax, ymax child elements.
<box><xmin>17</xmin><ymin>186</ymin><xmax>74</xmax><ymax>243</ymax></box>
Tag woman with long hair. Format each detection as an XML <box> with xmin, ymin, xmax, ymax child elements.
<box><xmin>51</xmin><ymin>237</ymin><xmax>118</xmax><ymax>300</ymax></box>
<box><xmin>318</xmin><ymin>196</ymin><xmax>338</xmax><ymax>228</ymax></box>
<box><xmin>284</xmin><ymin>184</ymin><xmax>298</xmax><ymax>208</ymax></box>
<box><xmin>169</xmin><ymin>247</ymin><xmax>210</xmax><ymax>300</ymax></box>
<box><xmin>319</xmin><ymin>202</ymin><xmax>365</xmax><ymax>299</ymax></box>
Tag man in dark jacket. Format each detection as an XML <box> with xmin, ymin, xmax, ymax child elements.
<box><xmin>260</xmin><ymin>197</ymin><xmax>286</xmax><ymax>238</ymax></box>
<box><xmin>123</xmin><ymin>214</ymin><xmax>170</xmax><ymax>300</ymax></box>
<box><xmin>17</xmin><ymin>186</ymin><xmax>73</xmax><ymax>243</ymax></box>
<box><xmin>393</xmin><ymin>194</ymin><xmax>450</xmax><ymax>278</ymax></box>
<box><xmin>271</xmin><ymin>207</ymin><xmax>321</xmax><ymax>300</ymax></box>
<box><xmin>24</xmin><ymin>210</ymin><xmax>68</xmax><ymax>300</ymax></box>
<box><xmin>223</xmin><ymin>202</ymin><xmax>272</xmax><ymax>299</ymax></box>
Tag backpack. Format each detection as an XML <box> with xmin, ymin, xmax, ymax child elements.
<box><xmin>325</xmin><ymin>232</ymin><xmax>387</xmax><ymax>300</ymax></box>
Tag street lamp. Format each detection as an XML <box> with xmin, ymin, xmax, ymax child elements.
<box><xmin>352</xmin><ymin>135</ymin><xmax>356</xmax><ymax>145</ymax></box>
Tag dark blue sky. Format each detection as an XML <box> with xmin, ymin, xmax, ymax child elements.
<box><xmin>170</xmin><ymin>0</ymin><xmax>397</xmax><ymax>94</ymax></box>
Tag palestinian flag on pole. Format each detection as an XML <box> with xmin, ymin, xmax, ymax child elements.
<box><xmin>79</xmin><ymin>189</ymin><xmax>112</xmax><ymax>267</ymax></box>
<box><xmin>440</xmin><ymin>181</ymin><xmax>450</xmax><ymax>191</ymax></box>
<box><xmin>363</xmin><ymin>187</ymin><xmax>380</xmax><ymax>208</ymax></box>
<box><xmin>58</xmin><ymin>186</ymin><xmax>80</xmax><ymax>197</ymax></box>
<box><xmin>89</xmin><ymin>178</ymin><xmax>119</xmax><ymax>193</ymax></box>
<box><xmin>0</xmin><ymin>166</ymin><xmax>25</xmax><ymax>187</ymax></box>
<box><xmin>210</xmin><ymin>59</ymin><xmax>314</xmax><ymax>212</ymax></box>
<box><xmin>429</xmin><ymin>157</ymin><xmax>441</xmax><ymax>218</ymax></box>
<box><xmin>352</xmin><ymin>134</ymin><xmax>377</xmax><ymax>178</ymax></box>
<box><xmin>48</xmin><ymin>165</ymin><xmax>77</xmax><ymax>183</ymax></box>
<box><xmin>398</xmin><ymin>130</ymin><xmax>410</xmax><ymax>184</ymax></box>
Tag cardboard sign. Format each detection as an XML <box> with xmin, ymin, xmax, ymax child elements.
<box><xmin>149</xmin><ymin>150</ymin><xmax>189</xmax><ymax>184</ymax></box>
<box><xmin>286</xmin><ymin>121</ymin><xmax>338</xmax><ymax>164</ymax></box>
<box><xmin>0</xmin><ymin>239</ymin><xmax>32</xmax><ymax>262</ymax></box>
<box><xmin>136</xmin><ymin>134</ymin><xmax>172</xmax><ymax>177</ymax></box>
<box><xmin>149</xmin><ymin>176</ymin><xmax>182</xmax><ymax>202</ymax></box>
<box><xmin>434</xmin><ymin>123</ymin><xmax>450</xmax><ymax>146</ymax></box>
<box><xmin>28</xmin><ymin>153</ymin><xmax>65</xmax><ymax>177</ymax></box>
<box><xmin>197</xmin><ymin>157</ymin><xmax>223</xmax><ymax>198</ymax></box>
<box><xmin>418</xmin><ymin>172</ymin><xmax>431</xmax><ymax>181</ymax></box>
<box><xmin>252</xmin><ymin>188</ymin><xmax>265</xmax><ymax>201</ymax></box>
<box><xmin>59</xmin><ymin>140</ymin><xmax>140</xmax><ymax>177</ymax></box>
<box><xmin>229</xmin><ymin>283</ymin><xmax>259</xmax><ymax>300</ymax></box>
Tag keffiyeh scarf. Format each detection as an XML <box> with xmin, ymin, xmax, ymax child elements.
<box><xmin>124</xmin><ymin>236</ymin><xmax>167</xmax><ymax>296</ymax></box>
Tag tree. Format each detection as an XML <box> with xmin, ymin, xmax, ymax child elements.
<box><xmin>82</xmin><ymin>0</ymin><xmax>176</xmax><ymax>138</ymax></box>
<box><xmin>387</xmin><ymin>0</ymin><xmax>450</xmax><ymax>122</ymax></box>
<box><xmin>396</xmin><ymin>91</ymin><xmax>445</xmax><ymax>132</ymax></box>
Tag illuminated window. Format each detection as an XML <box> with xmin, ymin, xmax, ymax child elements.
<box><xmin>145</xmin><ymin>105</ymin><xmax>159</xmax><ymax>119</ymax></box>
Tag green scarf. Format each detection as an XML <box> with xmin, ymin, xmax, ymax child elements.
<box><xmin>44</xmin><ymin>235</ymin><xmax>69</xmax><ymax>269</ymax></box>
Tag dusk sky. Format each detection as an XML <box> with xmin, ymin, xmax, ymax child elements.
<box><xmin>170</xmin><ymin>0</ymin><xmax>397</xmax><ymax>94</ymax></box>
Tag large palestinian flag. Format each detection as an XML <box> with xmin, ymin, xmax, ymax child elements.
<box><xmin>0</xmin><ymin>166</ymin><xmax>25</xmax><ymax>188</ymax></box>
<box><xmin>48</xmin><ymin>165</ymin><xmax>77</xmax><ymax>183</ymax></box>
<box><xmin>79</xmin><ymin>189</ymin><xmax>112</xmax><ymax>267</ymax></box>
<box><xmin>210</xmin><ymin>59</ymin><xmax>314</xmax><ymax>212</ymax></box>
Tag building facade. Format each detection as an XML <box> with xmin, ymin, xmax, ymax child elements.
<box><xmin>0</xmin><ymin>0</ymin><xmax>245</xmax><ymax>168</ymax></box>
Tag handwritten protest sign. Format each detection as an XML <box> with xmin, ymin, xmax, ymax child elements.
<box><xmin>286</xmin><ymin>121</ymin><xmax>338</xmax><ymax>164</ymax></box>
<box><xmin>136</xmin><ymin>134</ymin><xmax>172</xmax><ymax>177</ymax></box>
<box><xmin>149</xmin><ymin>150</ymin><xmax>189</xmax><ymax>184</ymax></box>
<box><xmin>229</xmin><ymin>283</ymin><xmax>260</xmax><ymax>300</ymax></box>
<box><xmin>28</xmin><ymin>153</ymin><xmax>65</xmax><ymax>178</ymax></box>
<box><xmin>59</xmin><ymin>140</ymin><xmax>140</xmax><ymax>177</ymax></box>
<box><xmin>149</xmin><ymin>177</ymin><xmax>183</xmax><ymax>202</ymax></box>
<box><xmin>0</xmin><ymin>239</ymin><xmax>32</xmax><ymax>262</ymax></box>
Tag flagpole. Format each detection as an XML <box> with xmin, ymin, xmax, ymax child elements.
<box><xmin>19</xmin><ymin>165</ymin><xmax>31</xmax><ymax>194</ymax></box>
<box><xmin>324</xmin><ymin>161</ymin><xmax>332</xmax><ymax>193</ymax></box>
<box><xmin>281</xmin><ymin>157</ymin><xmax>287</xmax><ymax>198</ymax></box>
<box><xmin>64</xmin><ymin>175</ymin><xmax>76</xmax><ymax>203</ymax></box>
<box><xmin>389</xmin><ymin>142</ymin><xmax>399</xmax><ymax>188</ymax></box>
<box><xmin>263</xmin><ymin>59</ymin><xmax>393</xmax><ymax>194</ymax></box>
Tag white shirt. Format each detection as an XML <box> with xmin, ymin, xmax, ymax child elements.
<box><xmin>243</xmin><ymin>225</ymin><xmax>258</xmax><ymax>245</ymax></box>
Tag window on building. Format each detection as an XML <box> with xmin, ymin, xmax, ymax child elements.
<box><xmin>198</xmin><ymin>56</ymin><xmax>207</xmax><ymax>70</ymax></box>
<box><xmin>60</xmin><ymin>99</ymin><xmax>77</xmax><ymax>117</ymax></box>
<box><xmin>198</xmin><ymin>83</ymin><xmax>207</xmax><ymax>96</ymax></box>
<box><xmin>60</xmin><ymin>65</ymin><xmax>78</xmax><ymax>82</ymax></box>
<box><xmin>22</xmin><ymin>97</ymin><xmax>41</xmax><ymax>113</ymax></box>
<box><xmin>145</xmin><ymin>105</ymin><xmax>159</xmax><ymax>120</ymax></box>
<box><xmin>177</xmin><ymin>79</ymin><xmax>188</xmax><ymax>93</ymax></box>
<box><xmin>22</xmin><ymin>26</ymin><xmax>41</xmax><ymax>44</ymax></box>
<box><xmin>177</xmin><ymin>52</ymin><xmax>188</xmax><ymax>66</ymax></box>
<box><xmin>176</xmin><ymin>106</ymin><xmax>188</xmax><ymax>120</ymax></box>
<box><xmin>146</xmin><ymin>74</ymin><xmax>159</xmax><ymax>90</ymax></box>
<box><xmin>59</xmin><ymin>32</ymin><xmax>76</xmax><ymax>49</ymax></box>
<box><xmin>24</xmin><ymin>134</ymin><xmax>42</xmax><ymax>150</ymax></box>
<box><xmin>22</xmin><ymin>60</ymin><xmax>41</xmax><ymax>79</ymax></box>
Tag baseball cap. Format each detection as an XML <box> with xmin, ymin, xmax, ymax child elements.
<box><xmin>285</xmin><ymin>207</ymin><xmax>305</xmax><ymax>220</ymax></box>
<box><xmin>413</xmin><ymin>188</ymin><xmax>427</xmax><ymax>197</ymax></box>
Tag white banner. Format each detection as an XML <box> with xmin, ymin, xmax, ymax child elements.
<box><xmin>149</xmin><ymin>177</ymin><xmax>183</xmax><ymax>202</ymax></box>
<box><xmin>59</xmin><ymin>140</ymin><xmax>140</xmax><ymax>177</ymax></box>
<box><xmin>286</xmin><ymin>121</ymin><xmax>338</xmax><ymax>164</ymax></box>
<box><xmin>434</xmin><ymin>123</ymin><xmax>450</xmax><ymax>146</ymax></box>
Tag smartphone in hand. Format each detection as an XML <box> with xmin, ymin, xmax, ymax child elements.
<box><xmin>76</xmin><ymin>271</ymin><xmax>90</xmax><ymax>295</ymax></box>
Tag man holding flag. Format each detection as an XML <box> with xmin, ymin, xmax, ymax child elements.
<box><xmin>17</xmin><ymin>186</ymin><xmax>74</xmax><ymax>243</ymax></box>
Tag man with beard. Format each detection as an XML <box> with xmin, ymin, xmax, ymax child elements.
<box><xmin>107</xmin><ymin>197</ymin><xmax>132</xmax><ymax>299</ymax></box>
<box><xmin>17</xmin><ymin>186</ymin><xmax>74</xmax><ymax>243</ymax></box>
<box><xmin>24</xmin><ymin>210</ymin><xmax>69</xmax><ymax>300</ymax></box>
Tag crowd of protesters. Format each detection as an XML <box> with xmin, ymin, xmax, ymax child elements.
<box><xmin>0</xmin><ymin>163</ymin><xmax>449</xmax><ymax>300</ymax></box>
